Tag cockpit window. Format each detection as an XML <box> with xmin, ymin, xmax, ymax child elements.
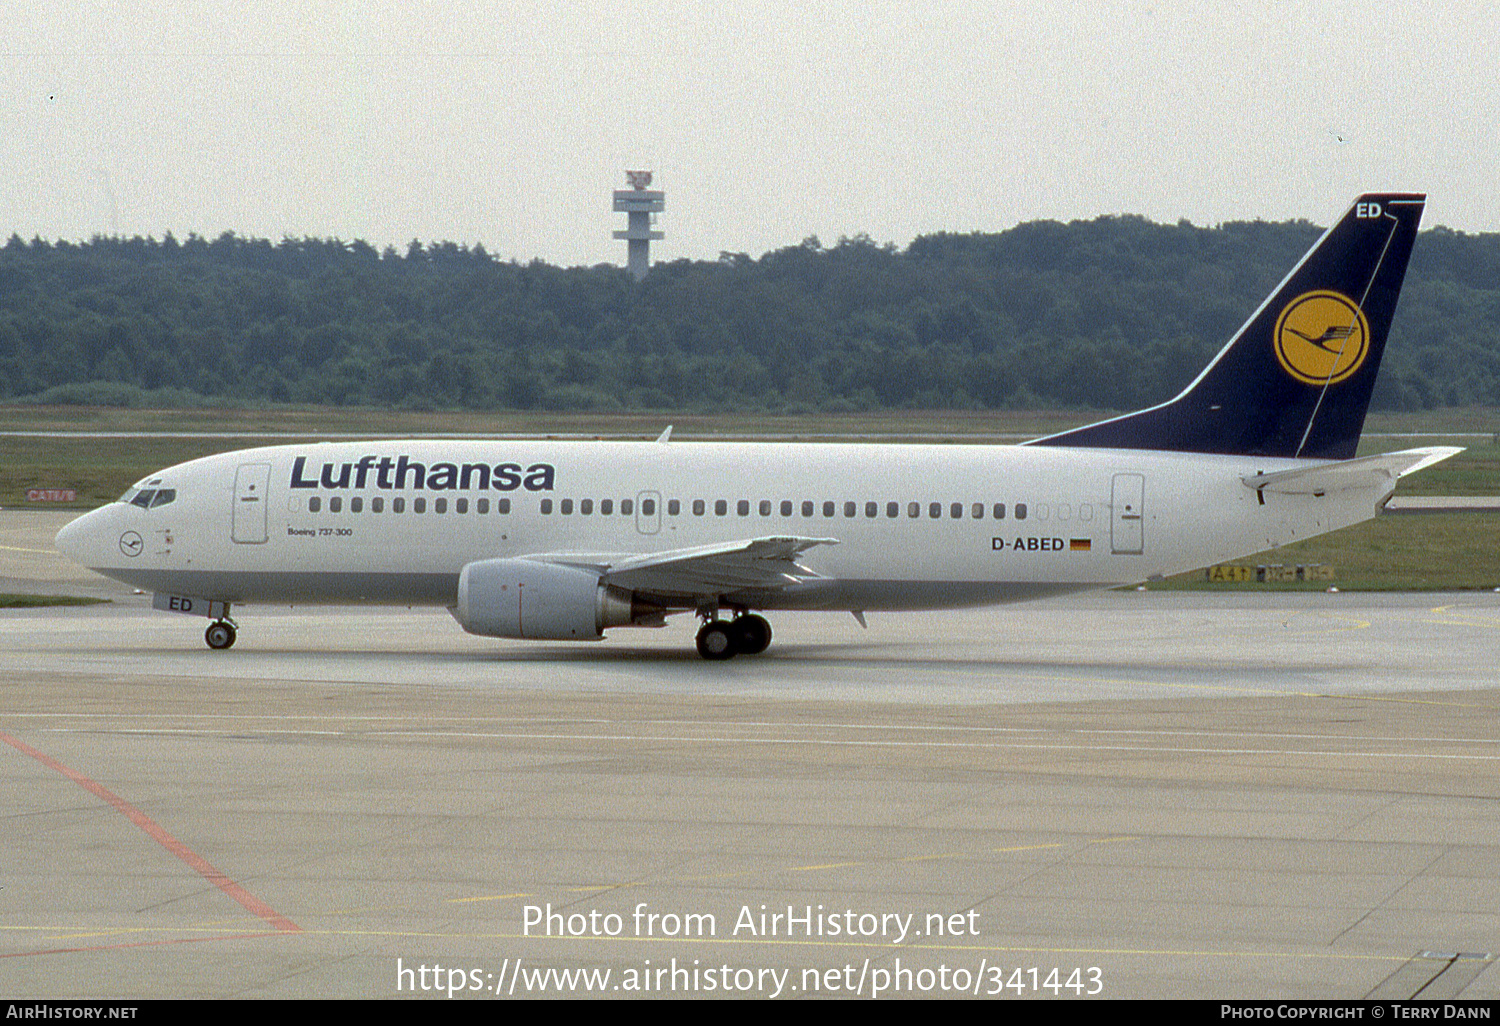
<box><xmin>124</xmin><ymin>488</ymin><xmax>177</xmax><ymax>510</ymax></box>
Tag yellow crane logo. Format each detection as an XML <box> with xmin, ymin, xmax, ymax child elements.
<box><xmin>1274</xmin><ymin>290</ymin><xmax>1370</xmax><ymax>385</ymax></box>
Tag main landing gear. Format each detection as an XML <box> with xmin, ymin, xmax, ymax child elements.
<box><xmin>204</xmin><ymin>618</ymin><xmax>238</xmax><ymax>650</ymax></box>
<box><xmin>695</xmin><ymin>613</ymin><xmax>772</xmax><ymax>661</ymax></box>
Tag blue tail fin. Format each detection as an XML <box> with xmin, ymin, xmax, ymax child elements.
<box><xmin>1028</xmin><ymin>193</ymin><xmax>1425</xmax><ymax>460</ymax></box>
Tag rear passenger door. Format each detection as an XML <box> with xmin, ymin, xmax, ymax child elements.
<box><xmin>1110</xmin><ymin>473</ymin><xmax>1144</xmax><ymax>554</ymax></box>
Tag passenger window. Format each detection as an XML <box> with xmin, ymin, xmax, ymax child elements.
<box><xmin>393</xmin><ymin>498</ymin><xmax>405</xmax><ymax>513</ymax></box>
<box><xmin>561</xmin><ymin>499</ymin><xmax>574</xmax><ymax>515</ymax></box>
<box><xmin>599</xmin><ymin>499</ymin><xmax>612</xmax><ymax>515</ymax></box>
<box><xmin>1016</xmin><ymin>503</ymin><xmax>1028</xmax><ymax>520</ymax></box>
<box><xmin>330</xmin><ymin>497</ymin><xmax>342</xmax><ymax>513</ymax></box>
<box><xmin>435</xmin><ymin>498</ymin><xmax>447</xmax><ymax>514</ymax></box>
<box><xmin>622</xmin><ymin>499</ymin><xmax>633</xmax><ymax>515</ymax></box>
<box><xmin>666</xmin><ymin>499</ymin><xmax>679</xmax><ymax>515</ymax></box>
<box><xmin>641</xmin><ymin>498</ymin><xmax>656</xmax><ymax>516</ymax></box>
<box><xmin>580</xmin><ymin>499</ymin><xmax>592</xmax><ymax>515</ymax></box>
<box><xmin>352</xmin><ymin>497</ymin><xmax>364</xmax><ymax>513</ymax></box>
<box><xmin>779</xmin><ymin>500</ymin><xmax>792</xmax><ymax>516</ymax></box>
<box><xmin>540</xmin><ymin>499</ymin><xmax>553</xmax><ymax>514</ymax></box>
<box><xmin>866</xmin><ymin>501</ymin><xmax>878</xmax><ymax>518</ymax></box>
<box><xmin>373</xmin><ymin>497</ymin><xmax>385</xmax><ymax>513</ymax></box>
<box><xmin>971</xmin><ymin>502</ymin><xmax>983</xmax><ymax>519</ymax></box>
<box><xmin>715</xmin><ymin>499</ymin><xmax>727</xmax><ymax>516</ymax></box>
<box><xmin>929</xmin><ymin>502</ymin><xmax>941</xmax><ymax>519</ymax></box>
<box><xmin>908</xmin><ymin>502</ymin><xmax>920</xmax><ymax>518</ymax></box>
<box><xmin>414</xmin><ymin>498</ymin><xmax>427</xmax><ymax>514</ymax></box>
<box><xmin>309</xmin><ymin>496</ymin><xmax>321</xmax><ymax>513</ymax></box>
<box><xmin>498</xmin><ymin>498</ymin><xmax>511</xmax><ymax>514</ymax></box>
<box><xmin>1079</xmin><ymin>503</ymin><xmax>1093</xmax><ymax>522</ymax></box>
<box><xmin>993</xmin><ymin>503</ymin><xmax>1006</xmax><ymax>520</ymax></box>
<box><xmin>738</xmin><ymin>500</ymin><xmax>750</xmax><ymax>516</ymax></box>
<box><xmin>951</xmin><ymin>502</ymin><xmax>963</xmax><ymax>519</ymax></box>
<box><xmin>456</xmin><ymin>498</ymin><xmax>467</xmax><ymax>514</ymax></box>
<box><xmin>693</xmin><ymin>499</ymin><xmax>705</xmax><ymax>516</ymax></box>
<box><xmin>823</xmin><ymin>501</ymin><xmax>835</xmax><ymax>517</ymax></box>
<box><xmin>801</xmin><ymin>500</ymin><xmax>814</xmax><ymax>517</ymax></box>
<box><xmin>476</xmin><ymin>498</ymin><xmax>488</xmax><ymax>514</ymax></box>
<box><xmin>887</xmin><ymin>502</ymin><xmax>899</xmax><ymax>518</ymax></box>
<box><xmin>1035</xmin><ymin>503</ymin><xmax>1048</xmax><ymax>520</ymax></box>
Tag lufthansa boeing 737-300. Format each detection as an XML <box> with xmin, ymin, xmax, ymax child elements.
<box><xmin>55</xmin><ymin>193</ymin><xmax>1460</xmax><ymax>658</ymax></box>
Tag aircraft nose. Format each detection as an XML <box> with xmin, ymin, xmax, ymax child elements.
<box><xmin>55</xmin><ymin>507</ymin><xmax>109</xmax><ymax>566</ymax></box>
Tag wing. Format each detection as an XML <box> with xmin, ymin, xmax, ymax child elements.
<box><xmin>530</xmin><ymin>535</ymin><xmax>838</xmax><ymax>603</ymax></box>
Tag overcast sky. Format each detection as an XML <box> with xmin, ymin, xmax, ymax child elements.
<box><xmin>3</xmin><ymin>1</ymin><xmax>1496</xmax><ymax>267</ymax></box>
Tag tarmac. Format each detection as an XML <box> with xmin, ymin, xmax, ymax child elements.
<box><xmin>2</xmin><ymin>509</ymin><xmax>1498</xmax><ymax>1000</ymax></box>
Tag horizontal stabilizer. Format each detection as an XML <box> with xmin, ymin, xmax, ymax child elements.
<box><xmin>1241</xmin><ymin>446</ymin><xmax>1463</xmax><ymax>495</ymax></box>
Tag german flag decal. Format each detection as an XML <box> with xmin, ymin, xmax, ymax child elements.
<box><xmin>1070</xmin><ymin>538</ymin><xmax>1091</xmax><ymax>551</ymax></box>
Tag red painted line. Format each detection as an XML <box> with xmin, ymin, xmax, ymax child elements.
<box><xmin>0</xmin><ymin>730</ymin><xmax>301</xmax><ymax>935</ymax></box>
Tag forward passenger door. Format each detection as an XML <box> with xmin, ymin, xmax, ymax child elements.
<box><xmin>233</xmin><ymin>463</ymin><xmax>272</xmax><ymax>544</ymax></box>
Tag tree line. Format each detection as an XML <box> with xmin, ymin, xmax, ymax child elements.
<box><xmin>1</xmin><ymin>215</ymin><xmax>1496</xmax><ymax>413</ymax></box>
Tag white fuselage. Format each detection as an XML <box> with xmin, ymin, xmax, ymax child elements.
<box><xmin>55</xmin><ymin>439</ymin><xmax>1381</xmax><ymax>614</ymax></box>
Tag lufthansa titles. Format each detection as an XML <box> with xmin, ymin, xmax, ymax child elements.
<box><xmin>290</xmin><ymin>455</ymin><xmax>555</xmax><ymax>493</ymax></box>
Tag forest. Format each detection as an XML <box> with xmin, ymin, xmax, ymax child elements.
<box><xmin>1</xmin><ymin>214</ymin><xmax>1497</xmax><ymax>414</ymax></box>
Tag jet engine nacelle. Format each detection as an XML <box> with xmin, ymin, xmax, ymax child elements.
<box><xmin>454</xmin><ymin>558</ymin><xmax>646</xmax><ymax>640</ymax></box>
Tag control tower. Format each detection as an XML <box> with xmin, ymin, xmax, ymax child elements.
<box><xmin>613</xmin><ymin>170</ymin><xmax>664</xmax><ymax>281</ymax></box>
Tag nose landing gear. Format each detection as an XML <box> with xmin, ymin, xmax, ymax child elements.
<box><xmin>205</xmin><ymin>618</ymin><xmax>237</xmax><ymax>650</ymax></box>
